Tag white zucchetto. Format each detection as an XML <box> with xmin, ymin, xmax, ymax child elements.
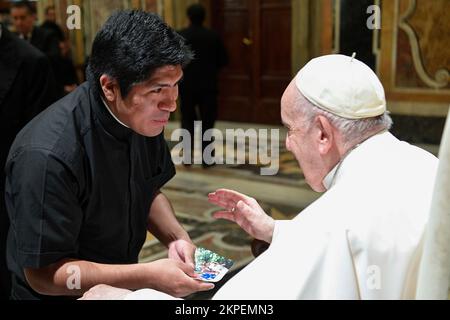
<box><xmin>295</xmin><ymin>54</ymin><xmax>386</xmax><ymax>119</ymax></box>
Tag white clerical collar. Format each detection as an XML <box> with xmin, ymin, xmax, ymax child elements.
<box><xmin>19</xmin><ymin>32</ymin><xmax>32</xmax><ymax>41</ymax></box>
<box><xmin>322</xmin><ymin>129</ymin><xmax>388</xmax><ymax>190</ymax></box>
<box><xmin>101</xmin><ymin>97</ymin><xmax>130</xmax><ymax>128</ymax></box>
<box><xmin>323</xmin><ymin>162</ymin><xmax>339</xmax><ymax>190</ymax></box>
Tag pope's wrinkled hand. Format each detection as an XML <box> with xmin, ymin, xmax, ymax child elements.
<box><xmin>208</xmin><ymin>189</ymin><xmax>275</xmax><ymax>243</ymax></box>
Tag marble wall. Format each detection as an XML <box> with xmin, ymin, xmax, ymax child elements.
<box><xmin>393</xmin><ymin>0</ymin><xmax>449</xmax><ymax>91</ymax></box>
<box><xmin>378</xmin><ymin>0</ymin><xmax>450</xmax><ymax>143</ymax></box>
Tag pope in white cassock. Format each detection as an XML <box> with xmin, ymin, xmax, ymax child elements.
<box><xmin>81</xmin><ymin>54</ymin><xmax>438</xmax><ymax>300</ymax></box>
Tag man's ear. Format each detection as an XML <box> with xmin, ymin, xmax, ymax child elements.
<box><xmin>315</xmin><ymin>115</ymin><xmax>335</xmax><ymax>155</ymax></box>
<box><xmin>99</xmin><ymin>75</ymin><xmax>118</xmax><ymax>102</ymax></box>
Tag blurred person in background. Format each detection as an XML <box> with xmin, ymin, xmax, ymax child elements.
<box><xmin>0</xmin><ymin>22</ymin><xmax>58</xmax><ymax>299</ymax></box>
<box><xmin>10</xmin><ymin>1</ymin><xmax>63</xmax><ymax>97</ymax></box>
<box><xmin>178</xmin><ymin>4</ymin><xmax>228</xmax><ymax>168</ymax></box>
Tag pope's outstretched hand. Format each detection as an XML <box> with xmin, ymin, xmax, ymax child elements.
<box><xmin>208</xmin><ymin>189</ymin><xmax>275</xmax><ymax>243</ymax></box>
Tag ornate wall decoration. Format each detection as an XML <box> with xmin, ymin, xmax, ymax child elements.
<box><xmin>379</xmin><ymin>0</ymin><xmax>450</xmax><ymax>116</ymax></box>
<box><xmin>397</xmin><ymin>0</ymin><xmax>449</xmax><ymax>89</ymax></box>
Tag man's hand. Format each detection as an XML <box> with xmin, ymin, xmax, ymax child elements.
<box><xmin>145</xmin><ymin>259</ymin><xmax>214</xmax><ymax>297</ymax></box>
<box><xmin>168</xmin><ymin>239</ymin><xmax>196</xmax><ymax>269</ymax></box>
<box><xmin>23</xmin><ymin>256</ymin><xmax>212</xmax><ymax>298</ymax></box>
<box><xmin>208</xmin><ymin>189</ymin><xmax>275</xmax><ymax>243</ymax></box>
<box><xmin>79</xmin><ymin>258</ymin><xmax>213</xmax><ymax>300</ymax></box>
<box><xmin>79</xmin><ymin>284</ymin><xmax>131</xmax><ymax>300</ymax></box>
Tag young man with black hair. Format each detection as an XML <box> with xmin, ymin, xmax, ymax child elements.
<box><xmin>4</xmin><ymin>11</ymin><xmax>214</xmax><ymax>300</ymax></box>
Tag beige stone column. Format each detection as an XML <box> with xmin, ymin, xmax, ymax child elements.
<box><xmin>291</xmin><ymin>0</ymin><xmax>309</xmax><ymax>75</ymax></box>
<box><xmin>291</xmin><ymin>0</ymin><xmax>333</xmax><ymax>76</ymax></box>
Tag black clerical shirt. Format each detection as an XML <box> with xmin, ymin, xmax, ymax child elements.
<box><xmin>4</xmin><ymin>82</ymin><xmax>175</xmax><ymax>300</ymax></box>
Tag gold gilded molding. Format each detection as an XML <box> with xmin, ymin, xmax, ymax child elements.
<box><xmin>379</xmin><ymin>0</ymin><xmax>449</xmax><ymax>116</ymax></box>
<box><xmin>398</xmin><ymin>0</ymin><xmax>449</xmax><ymax>89</ymax></box>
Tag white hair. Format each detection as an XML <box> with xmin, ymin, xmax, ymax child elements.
<box><xmin>294</xmin><ymin>93</ymin><xmax>393</xmax><ymax>149</ymax></box>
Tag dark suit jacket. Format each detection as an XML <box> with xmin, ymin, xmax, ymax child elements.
<box><xmin>0</xmin><ymin>26</ymin><xmax>58</xmax><ymax>151</ymax></box>
<box><xmin>0</xmin><ymin>25</ymin><xmax>58</xmax><ymax>299</ymax></box>
<box><xmin>178</xmin><ymin>25</ymin><xmax>228</xmax><ymax>93</ymax></box>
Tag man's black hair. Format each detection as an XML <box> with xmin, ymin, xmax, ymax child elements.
<box><xmin>11</xmin><ymin>1</ymin><xmax>35</xmax><ymax>15</ymax></box>
<box><xmin>86</xmin><ymin>10</ymin><xmax>193</xmax><ymax>99</ymax></box>
<box><xmin>187</xmin><ymin>4</ymin><xmax>205</xmax><ymax>26</ymax></box>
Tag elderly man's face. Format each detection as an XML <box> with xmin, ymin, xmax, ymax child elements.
<box><xmin>114</xmin><ymin>65</ymin><xmax>182</xmax><ymax>137</ymax></box>
<box><xmin>11</xmin><ymin>7</ymin><xmax>35</xmax><ymax>36</ymax></box>
<box><xmin>281</xmin><ymin>82</ymin><xmax>328</xmax><ymax>192</ymax></box>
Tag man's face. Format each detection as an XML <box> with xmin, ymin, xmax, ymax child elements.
<box><xmin>113</xmin><ymin>65</ymin><xmax>183</xmax><ymax>137</ymax></box>
<box><xmin>281</xmin><ymin>83</ymin><xmax>327</xmax><ymax>192</ymax></box>
<box><xmin>46</xmin><ymin>8</ymin><xmax>56</xmax><ymax>22</ymax></box>
<box><xmin>11</xmin><ymin>7</ymin><xmax>35</xmax><ymax>35</ymax></box>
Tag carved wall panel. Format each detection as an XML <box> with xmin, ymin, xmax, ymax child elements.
<box><xmin>379</xmin><ymin>0</ymin><xmax>450</xmax><ymax>116</ymax></box>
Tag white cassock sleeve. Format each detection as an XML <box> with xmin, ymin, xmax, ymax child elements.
<box><xmin>211</xmin><ymin>212</ymin><xmax>360</xmax><ymax>300</ymax></box>
<box><xmin>123</xmin><ymin>288</ymin><xmax>181</xmax><ymax>300</ymax></box>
